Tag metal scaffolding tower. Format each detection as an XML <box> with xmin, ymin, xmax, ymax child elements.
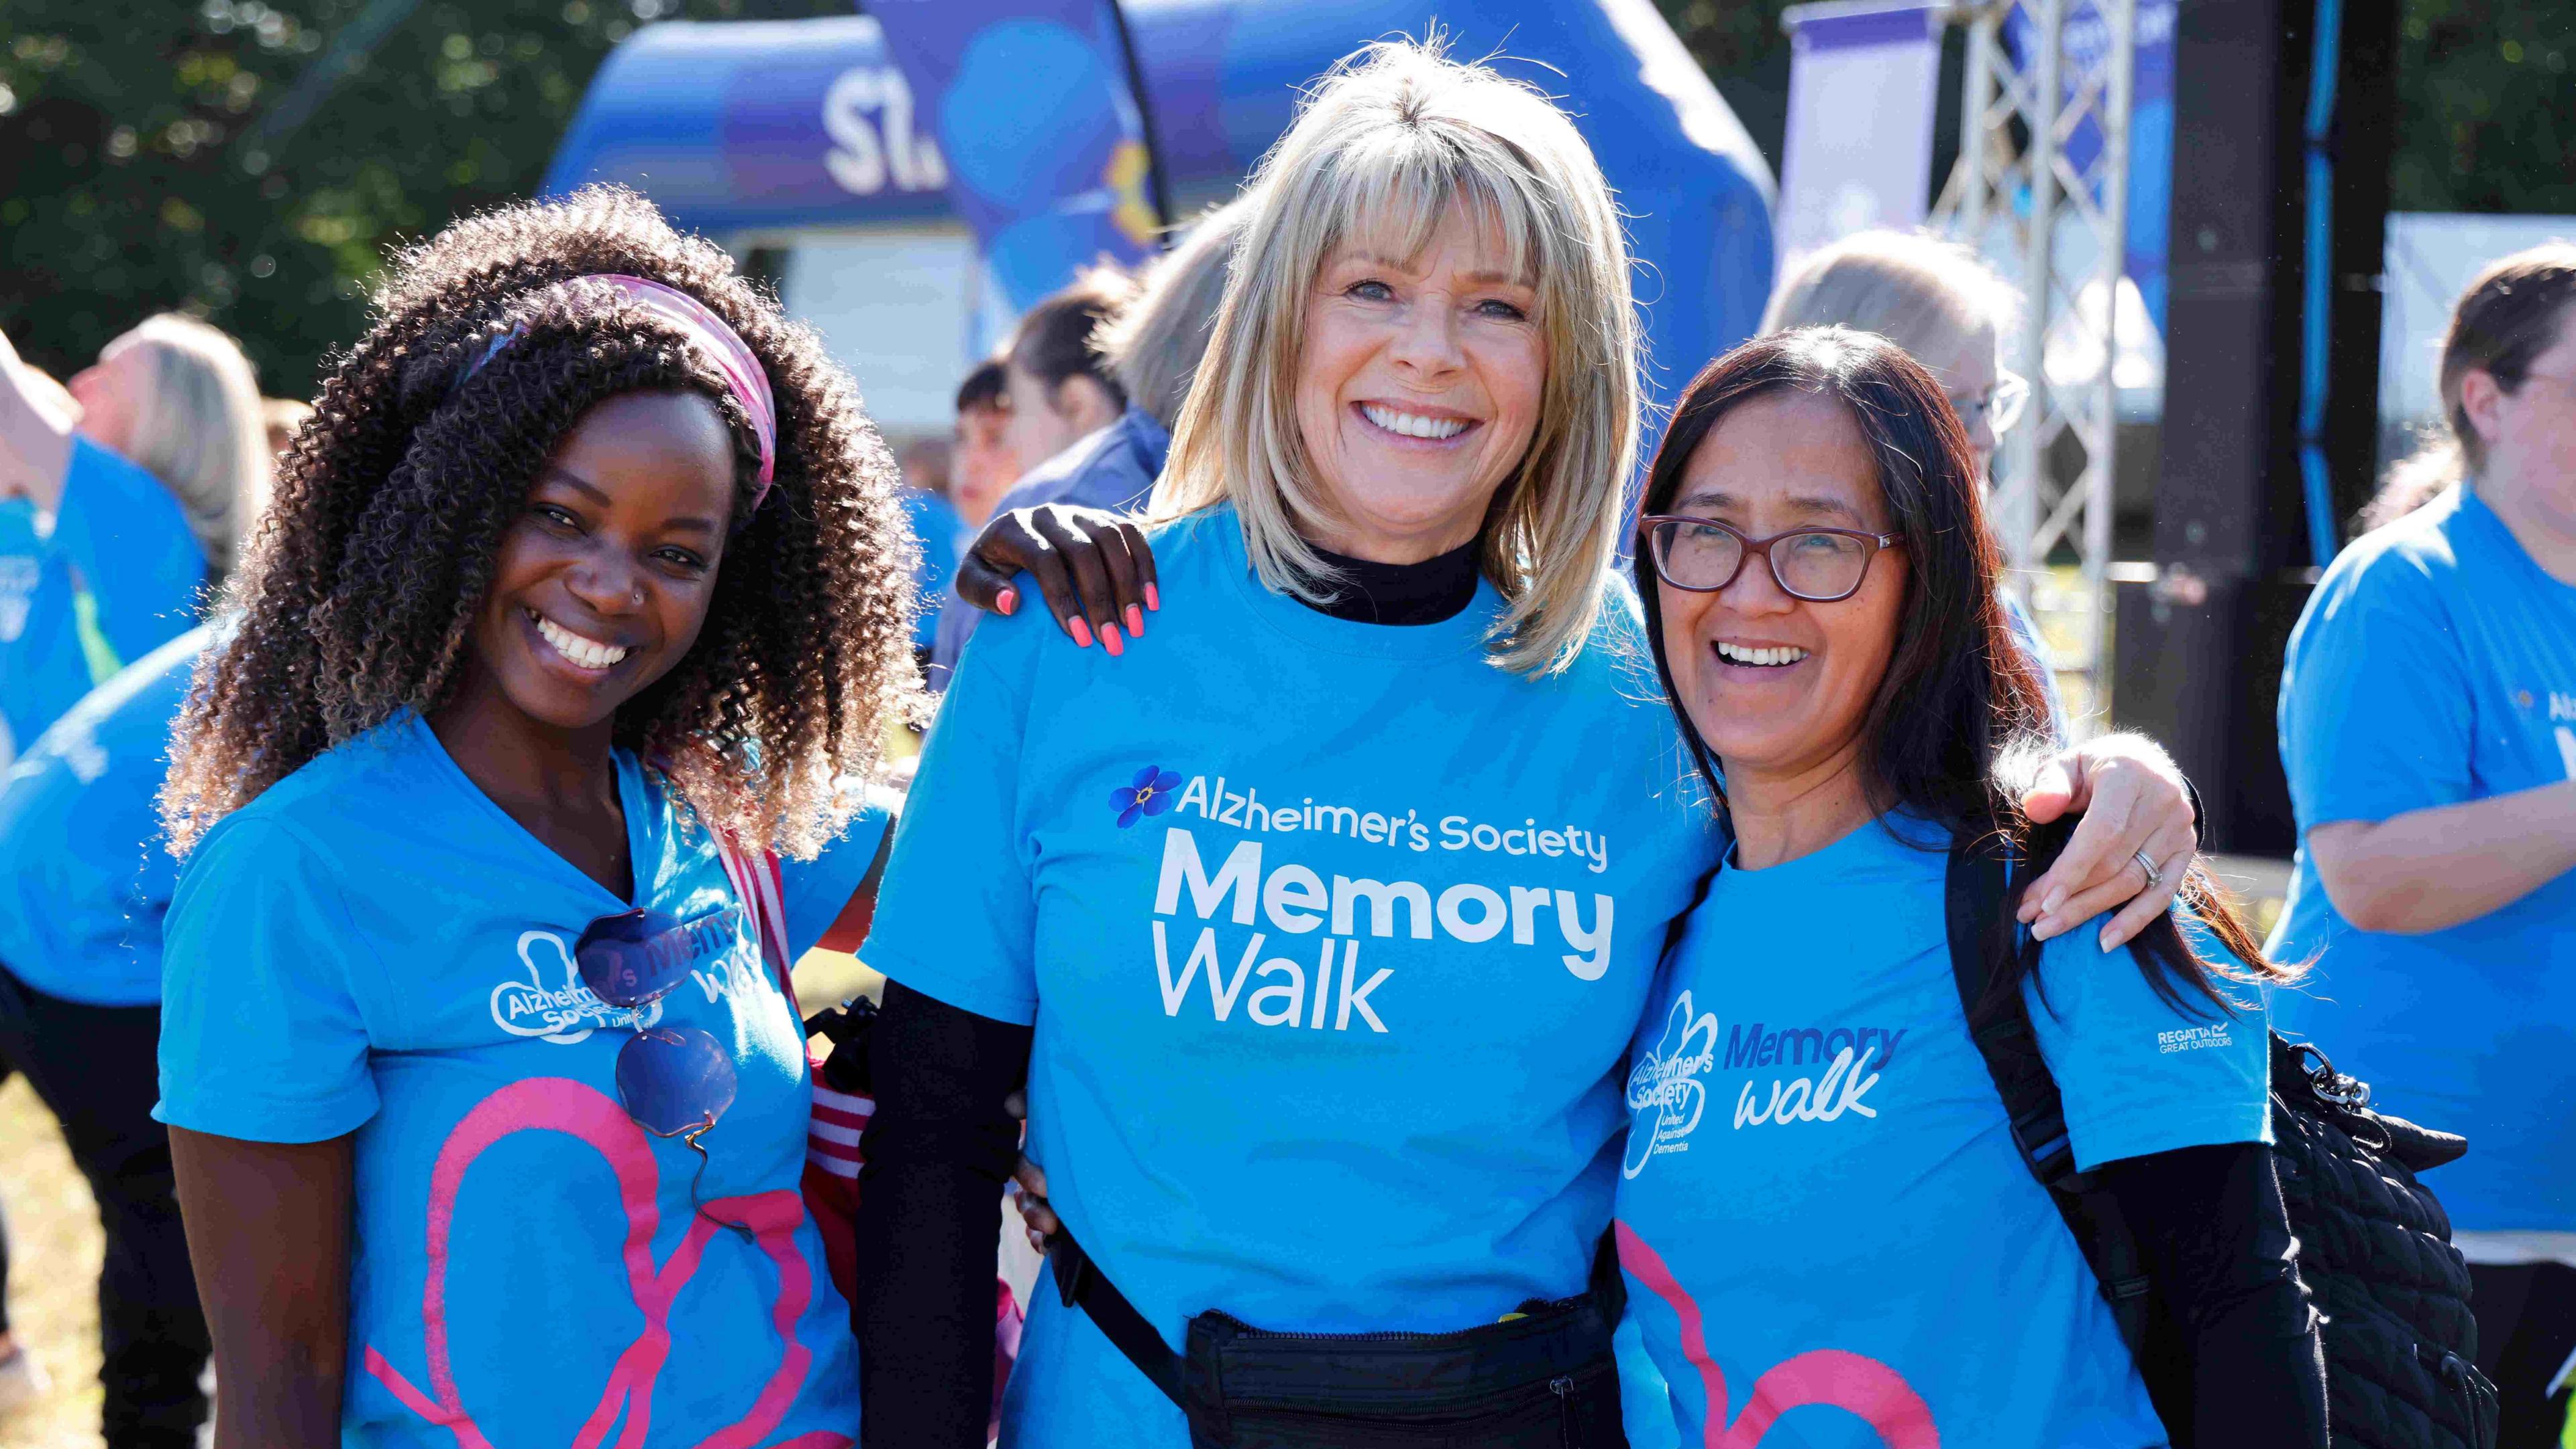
<box><xmin>1933</xmin><ymin>0</ymin><xmax>2138</xmax><ymax>729</ymax></box>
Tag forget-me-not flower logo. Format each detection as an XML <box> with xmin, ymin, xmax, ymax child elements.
<box><xmin>1110</xmin><ymin>765</ymin><xmax>1182</xmax><ymax>828</ymax></box>
<box><xmin>1623</xmin><ymin>991</ymin><xmax>1719</xmax><ymax>1179</ymax></box>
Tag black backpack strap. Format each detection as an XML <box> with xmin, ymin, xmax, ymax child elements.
<box><xmin>1047</xmin><ymin>1228</ymin><xmax>1187</xmax><ymax>1408</ymax></box>
<box><xmin>1942</xmin><ymin>835</ymin><xmax>2156</xmax><ymax>1359</ymax></box>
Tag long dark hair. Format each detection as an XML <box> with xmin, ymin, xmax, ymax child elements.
<box><xmin>1632</xmin><ymin>327</ymin><xmax>2288</xmax><ymax>1015</ymax></box>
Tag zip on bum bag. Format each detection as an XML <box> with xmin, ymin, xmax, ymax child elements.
<box><xmin>1943</xmin><ymin>830</ymin><xmax>2498</xmax><ymax>1449</ymax></box>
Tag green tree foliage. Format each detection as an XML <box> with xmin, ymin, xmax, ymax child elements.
<box><xmin>1653</xmin><ymin>0</ymin><xmax>2573</xmax><ymax>218</ymax></box>
<box><xmin>2387</xmin><ymin>1</ymin><xmax>2574</xmax><ymax>214</ymax></box>
<box><xmin>0</xmin><ymin>0</ymin><xmax>845</xmax><ymax>397</ymax></box>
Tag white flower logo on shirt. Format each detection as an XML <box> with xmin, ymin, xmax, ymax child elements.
<box><xmin>489</xmin><ymin>930</ymin><xmax>657</xmax><ymax>1044</ymax></box>
<box><xmin>1625</xmin><ymin>990</ymin><xmax>1719</xmax><ymax>1179</ymax></box>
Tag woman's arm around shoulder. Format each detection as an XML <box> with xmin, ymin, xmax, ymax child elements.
<box><xmin>951</xmin><ymin>502</ymin><xmax>1159</xmax><ymax>657</ymax></box>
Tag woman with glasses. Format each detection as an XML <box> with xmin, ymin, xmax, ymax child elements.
<box><xmin>2270</xmin><ymin>244</ymin><xmax>2576</xmax><ymax>1446</ymax></box>
<box><xmin>859</xmin><ymin>41</ymin><xmax>2199</xmax><ymax>1448</ymax></box>
<box><xmin>150</xmin><ymin>189</ymin><xmax>919</xmax><ymax>1449</ymax></box>
<box><xmin>1616</xmin><ymin>328</ymin><xmax>2325</xmax><ymax>1446</ymax></box>
<box><xmin>1762</xmin><ymin>229</ymin><xmax>2057</xmax><ymax>727</ymax></box>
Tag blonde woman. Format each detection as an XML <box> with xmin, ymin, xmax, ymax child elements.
<box><xmin>0</xmin><ymin>316</ymin><xmax>268</xmax><ymax>751</ymax></box>
<box><xmin>861</xmin><ymin>41</ymin><xmax>2198</xmax><ymax>1448</ymax></box>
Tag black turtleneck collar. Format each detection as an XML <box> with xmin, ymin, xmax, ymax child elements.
<box><xmin>1303</xmin><ymin>537</ymin><xmax>1483</xmax><ymax>627</ymax></box>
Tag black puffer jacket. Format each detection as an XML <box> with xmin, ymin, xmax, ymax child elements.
<box><xmin>2270</xmin><ymin>1036</ymin><xmax>2498</xmax><ymax>1449</ymax></box>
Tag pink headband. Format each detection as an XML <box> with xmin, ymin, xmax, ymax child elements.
<box><xmin>459</xmin><ymin>273</ymin><xmax>778</xmax><ymax>514</ymax></box>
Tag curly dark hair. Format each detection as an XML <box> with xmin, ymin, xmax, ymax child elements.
<box><xmin>162</xmin><ymin>186</ymin><xmax>921</xmax><ymax>858</ymax></box>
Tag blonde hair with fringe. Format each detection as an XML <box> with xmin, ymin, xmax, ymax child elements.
<box><xmin>109</xmin><ymin>315</ymin><xmax>268</xmax><ymax>578</ymax></box>
<box><xmin>1152</xmin><ymin>38</ymin><xmax>1640</xmax><ymax>676</ymax></box>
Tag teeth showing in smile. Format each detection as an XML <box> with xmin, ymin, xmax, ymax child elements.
<box><xmin>1716</xmin><ymin>641</ymin><xmax>1811</xmax><ymax>667</ymax></box>
<box><xmin>530</xmin><ymin>610</ymin><xmax>630</xmax><ymax>671</ymax></box>
<box><xmin>1360</xmin><ymin>403</ymin><xmax>1470</xmax><ymax>440</ymax></box>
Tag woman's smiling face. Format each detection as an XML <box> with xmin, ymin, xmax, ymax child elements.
<box><xmin>1293</xmin><ymin>203</ymin><xmax>1545</xmax><ymax>562</ymax></box>
<box><xmin>1658</xmin><ymin>389</ymin><xmax>1910</xmax><ymax>790</ymax></box>
<box><xmin>465</xmin><ymin>389</ymin><xmax>738</xmax><ymax>733</ymax></box>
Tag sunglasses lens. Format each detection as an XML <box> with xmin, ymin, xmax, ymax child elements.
<box><xmin>614</xmin><ymin>1026</ymin><xmax>739</xmax><ymax>1138</ymax></box>
<box><xmin>576</xmin><ymin>908</ymin><xmax>688</xmax><ymax>1008</ymax></box>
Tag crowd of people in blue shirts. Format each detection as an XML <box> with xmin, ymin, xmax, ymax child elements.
<box><xmin>0</xmin><ymin>34</ymin><xmax>2567</xmax><ymax>1449</ymax></box>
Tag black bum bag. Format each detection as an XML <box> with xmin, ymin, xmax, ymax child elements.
<box><xmin>1047</xmin><ymin>1230</ymin><xmax>1628</xmax><ymax>1449</ymax></box>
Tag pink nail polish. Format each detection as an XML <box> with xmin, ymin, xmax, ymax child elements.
<box><xmin>1101</xmin><ymin>622</ymin><xmax>1124</xmax><ymax>657</ymax></box>
<box><xmin>1145</xmin><ymin>582</ymin><xmax>1161</xmax><ymax>611</ymax></box>
<box><xmin>1125</xmin><ymin>603</ymin><xmax>1144</xmax><ymax>636</ymax></box>
<box><xmin>1069</xmin><ymin>616</ymin><xmax>1093</xmax><ymax>648</ymax></box>
<box><xmin>996</xmin><ymin>587</ymin><xmax>1018</xmax><ymax>616</ymax></box>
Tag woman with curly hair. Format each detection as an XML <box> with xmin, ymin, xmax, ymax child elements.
<box><xmin>152</xmin><ymin>186</ymin><xmax>919</xmax><ymax>1449</ymax></box>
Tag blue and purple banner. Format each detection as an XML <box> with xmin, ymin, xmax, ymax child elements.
<box><xmin>863</xmin><ymin>0</ymin><xmax>1164</xmax><ymax>328</ymax></box>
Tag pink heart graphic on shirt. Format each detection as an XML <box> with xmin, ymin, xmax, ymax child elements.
<box><xmin>1614</xmin><ymin>1220</ymin><xmax>1939</xmax><ymax>1448</ymax></box>
<box><xmin>361</xmin><ymin>1077</ymin><xmax>850</xmax><ymax>1449</ymax></box>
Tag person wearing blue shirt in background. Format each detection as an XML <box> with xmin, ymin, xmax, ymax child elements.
<box><xmin>0</xmin><ymin>629</ymin><xmax>217</xmax><ymax>1446</ymax></box>
<box><xmin>0</xmin><ymin>318</ymin><xmax>268</xmax><ymax>755</ymax></box>
<box><xmin>2270</xmin><ymin>244</ymin><xmax>2576</xmax><ymax>1448</ymax></box>
<box><xmin>898</xmin><ymin>447</ymin><xmax>963</xmax><ymax>656</ymax></box>
<box><xmin>150</xmin><ymin>191</ymin><xmax>920</xmax><ymax>1449</ymax></box>
<box><xmin>1616</xmin><ymin>329</ymin><xmax>2322</xmax><ymax>1448</ymax></box>
<box><xmin>855</xmin><ymin>46</ymin><xmax>2196</xmax><ymax>1447</ymax></box>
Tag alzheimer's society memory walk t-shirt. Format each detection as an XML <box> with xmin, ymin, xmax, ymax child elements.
<box><xmin>864</xmin><ymin>505</ymin><xmax>1719</xmax><ymax>1448</ymax></box>
<box><xmin>2269</xmin><ymin>484</ymin><xmax>2576</xmax><ymax>1234</ymax></box>
<box><xmin>157</xmin><ymin>714</ymin><xmax>878</xmax><ymax>1448</ymax></box>
<box><xmin>1615</xmin><ymin>817</ymin><xmax>2270</xmax><ymax>1448</ymax></box>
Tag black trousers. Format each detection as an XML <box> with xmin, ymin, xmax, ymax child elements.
<box><xmin>0</xmin><ymin>964</ymin><xmax>210</xmax><ymax>1449</ymax></box>
<box><xmin>2471</xmin><ymin>1260</ymin><xmax>2576</xmax><ymax>1449</ymax></box>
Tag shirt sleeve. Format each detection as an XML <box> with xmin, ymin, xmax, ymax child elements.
<box><xmin>50</xmin><ymin>439</ymin><xmax>206</xmax><ymax>666</ymax></box>
<box><xmin>2026</xmin><ymin>910</ymin><xmax>2272</xmax><ymax>1171</ymax></box>
<box><xmin>857</xmin><ymin>613</ymin><xmax>1042</xmax><ymax>1025</ymax></box>
<box><xmin>777</xmin><ymin>786</ymin><xmax>897</xmax><ymax>960</ymax></box>
<box><xmin>2277</xmin><ymin>548</ymin><xmax>2475</xmax><ymax>832</ymax></box>
<box><xmin>155</xmin><ymin>818</ymin><xmax>382</xmax><ymax>1142</ymax></box>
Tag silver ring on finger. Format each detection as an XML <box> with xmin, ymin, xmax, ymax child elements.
<box><xmin>2132</xmin><ymin>847</ymin><xmax>2163</xmax><ymax>889</ymax></box>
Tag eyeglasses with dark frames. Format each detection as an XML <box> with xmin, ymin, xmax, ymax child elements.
<box><xmin>1638</xmin><ymin>515</ymin><xmax>1905</xmax><ymax>603</ymax></box>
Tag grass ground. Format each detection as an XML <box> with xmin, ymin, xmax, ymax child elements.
<box><xmin>0</xmin><ymin>1072</ymin><xmax>105</xmax><ymax>1449</ymax></box>
<box><xmin>0</xmin><ymin>951</ymin><xmax>881</xmax><ymax>1449</ymax></box>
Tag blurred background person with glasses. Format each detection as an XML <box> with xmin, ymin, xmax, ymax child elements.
<box><xmin>1763</xmin><ymin>231</ymin><xmax>2055</xmax><ymax>727</ymax></box>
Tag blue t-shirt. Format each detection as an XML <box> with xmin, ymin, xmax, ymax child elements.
<box><xmin>1615</xmin><ymin>816</ymin><xmax>2270</xmax><ymax>1448</ymax></box>
<box><xmin>0</xmin><ymin>625</ymin><xmax>209</xmax><ymax>1006</ymax></box>
<box><xmin>0</xmin><ymin>498</ymin><xmax>44</xmax><ymax>765</ymax></box>
<box><xmin>927</xmin><ymin>405</ymin><xmax>1172</xmax><ymax>688</ymax></box>
<box><xmin>2267</xmin><ymin>484</ymin><xmax>2576</xmax><ymax>1232</ymax></box>
<box><xmin>864</xmin><ymin>504</ymin><xmax>1719</xmax><ymax>1446</ymax></box>
<box><xmin>156</xmin><ymin>714</ymin><xmax>880</xmax><ymax>1448</ymax></box>
<box><xmin>0</xmin><ymin>438</ymin><xmax>205</xmax><ymax>754</ymax></box>
<box><xmin>904</xmin><ymin>484</ymin><xmax>963</xmax><ymax>652</ymax></box>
